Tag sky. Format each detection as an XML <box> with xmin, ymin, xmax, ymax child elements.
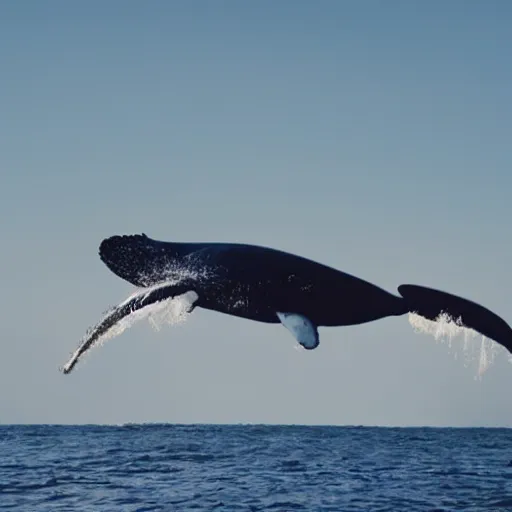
<box><xmin>1</xmin><ymin>0</ymin><xmax>512</xmax><ymax>426</ymax></box>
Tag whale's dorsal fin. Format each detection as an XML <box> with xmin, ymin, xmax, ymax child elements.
<box><xmin>277</xmin><ymin>312</ymin><xmax>319</xmax><ymax>350</ymax></box>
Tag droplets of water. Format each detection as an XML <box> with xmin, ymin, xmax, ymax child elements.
<box><xmin>407</xmin><ymin>312</ymin><xmax>503</xmax><ymax>377</ymax></box>
<box><xmin>146</xmin><ymin>290</ymin><xmax>198</xmax><ymax>331</ymax></box>
<box><xmin>136</xmin><ymin>258</ymin><xmax>216</xmax><ymax>288</ymax></box>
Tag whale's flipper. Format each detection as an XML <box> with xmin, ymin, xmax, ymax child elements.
<box><xmin>277</xmin><ymin>312</ymin><xmax>319</xmax><ymax>350</ymax></box>
<box><xmin>62</xmin><ymin>282</ymin><xmax>199</xmax><ymax>375</ymax></box>
<box><xmin>398</xmin><ymin>284</ymin><xmax>512</xmax><ymax>354</ymax></box>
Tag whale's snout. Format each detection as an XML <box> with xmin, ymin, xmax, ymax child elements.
<box><xmin>99</xmin><ymin>233</ymin><xmax>161</xmax><ymax>287</ymax></box>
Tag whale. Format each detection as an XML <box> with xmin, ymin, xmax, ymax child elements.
<box><xmin>61</xmin><ymin>233</ymin><xmax>512</xmax><ymax>374</ymax></box>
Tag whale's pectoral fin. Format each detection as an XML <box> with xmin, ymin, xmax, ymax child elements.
<box><xmin>62</xmin><ymin>282</ymin><xmax>199</xmax><ymax>375</ymax></box>
<box><xmin>277</xmin><ymin>312</ymin><xmax>319</xmax><ymax>350</ymax></box>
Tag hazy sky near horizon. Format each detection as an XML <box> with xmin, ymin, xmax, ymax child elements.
<box><xmin>1</xmin><ymin>1</ymin><xmax>512</xmax><ymax>426</ymax></box>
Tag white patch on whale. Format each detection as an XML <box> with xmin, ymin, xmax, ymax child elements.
<box><xmin>277</xmin><ymin>312</ymin><xmax>319</xmax><ymax>350</ymax></box>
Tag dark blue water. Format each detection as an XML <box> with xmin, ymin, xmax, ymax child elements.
<box><xmin>1</xmin><ymin>424</ymin><xmax>512</xmax><ymax>511</ymax></box>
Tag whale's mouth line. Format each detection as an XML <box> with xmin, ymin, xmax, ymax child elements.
<box><xmin>61</xmin><ymin>281</ymin><xmax>199</xmax><ymax>375</ymax></box>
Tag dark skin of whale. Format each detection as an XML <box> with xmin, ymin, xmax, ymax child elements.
<box><xmin>98</xmin><ymin>234</ymin><xmax>408</xmax><ymax>328</ymax></box>
<box><xmin>99</xmin><ymin>234</ymin><xmax>512</xmax><ymax>351</ymax></box>
<box><xmin>61</xmin><ymin>234</ymin><xmax>512</xmax><ymax>374</ymax></box>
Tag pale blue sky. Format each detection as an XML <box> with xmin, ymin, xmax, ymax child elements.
<box><xmin>1</xmin><ymin>1</ymin><xmax>512</xmax><ymax>426</ymax></box>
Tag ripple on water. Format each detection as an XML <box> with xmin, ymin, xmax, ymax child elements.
<box><xmin>1</xmin><ymin>425</ymin><xmax>512</xmax><ymax>511</ymax></box>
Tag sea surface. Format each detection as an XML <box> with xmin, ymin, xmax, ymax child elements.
<box><xmin>1</xmin><ymin>424</ymin><xmax>512</xmax><ymax>511</ymax></box>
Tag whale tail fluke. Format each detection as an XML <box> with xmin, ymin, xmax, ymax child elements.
<box><xmin>398</xmin><ymin>284</ymin><xmax>512</xmax><ymax>354</ymax></box>
<box><xmin>99</xmin><ymin>233</ymin><xmax>177</xmax><ymax>287</ymax></box>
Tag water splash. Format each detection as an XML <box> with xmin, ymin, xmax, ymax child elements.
<box><xmin>408</xmin><ymin>312</ymin><xmax>503</xmax><ymax>377</ymax></box>
<box><xmin>146</xmin><ymin>289</ymin><xmax>197</xmax><ymax>332</ymax></box>
<box><xmin>136</xmin><ymin>257</ymin><xmax>217</xmax><ymax>287</ymax></box>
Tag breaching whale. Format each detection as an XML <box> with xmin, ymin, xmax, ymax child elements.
<box><xmin>61</xmin><ymin>234</ymin><xmax>512</xmax><ymax>374</ymax></box>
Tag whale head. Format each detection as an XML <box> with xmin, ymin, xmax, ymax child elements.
<box><xmin>99</xmin><ymin>234</ymin><xmax>181</xmax><ymax>287</ymax></box>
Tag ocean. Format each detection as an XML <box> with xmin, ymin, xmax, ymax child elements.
<box><xmin>1</xmin><ymin>424</ymin><xmax>511</xmax><ymax>511</ymax></box>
